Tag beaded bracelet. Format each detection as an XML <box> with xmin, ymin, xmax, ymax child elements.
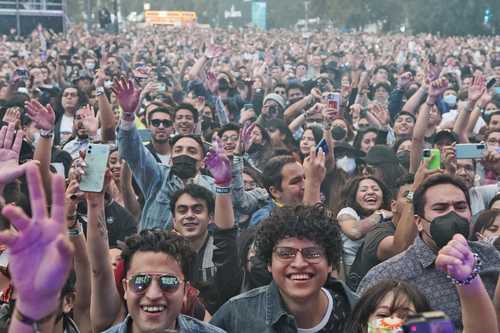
<box><xmin>447</xmin><ymin>253</ymin><xmax>481</xmax><ymax>286</ymax></box>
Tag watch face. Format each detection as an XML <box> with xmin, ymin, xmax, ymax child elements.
<box><xmin>405</xmin><ymin>191</ymin><xmax>414</xmax><ymax>201</ymax></box>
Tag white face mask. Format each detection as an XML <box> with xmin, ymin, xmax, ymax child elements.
<box><xmin>104</xmin><ymin>80</ymin><xmax>113</xmax><ymax>89</ymax></box>
<box><xmin>85</xmin><ymin>62</ymin><xmax>96</xmax><ymax>70</ymax></box>
<box><xmin>337</xmin><ymin>156</ymin><xmax>356</xmax><ymax>174</ymax></box>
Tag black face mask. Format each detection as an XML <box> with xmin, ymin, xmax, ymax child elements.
<box><xmin>246</xmin><ymin>256</ymin><xmax>272</xmax><ymax>290</ymax></box>
<box><xmin>396</xmin><ymin>150</ymin><xmax>410</xmax><ymax>170</ymax></box>
<box><xmin>171</xmin><ymin>155</ymin><xmax>198</xmax><ymax>179</ymax></box>
<box><xmin>331</xmin><ymin>126</ymin><xmax>347</xmax><ymax>141</ymax></box>
<box><xmin>218</xmin><ymin>78</ymin><xmax>229</xmax><ymax>92</ymax></box>
<box><xmin>427</xmin><ymin>211</ymin><xmax>470</xmax><ymax>248</ymax></box>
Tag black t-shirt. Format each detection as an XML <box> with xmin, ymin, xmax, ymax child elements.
<box><xmin>79</xmin><ymin>200</ymin><xmax>137</xmax><ymax>247</ymax></box>
<box><xmin>347</xmin><ymin>221</ymin><xmax>396</xmax><ymax>291</ymax></box>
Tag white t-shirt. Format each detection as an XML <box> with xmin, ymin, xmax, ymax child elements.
<box><xmin>59</xmin><ymin>114</ymin><xmax>74</xmax><ymax>142</ymax></box>
<box><xmin>157</xmin><ymin>152</ymin><xmax>171</xmax><ymax>166</ymax></box>
<box><xmin>337</xmin><ymin>207</ymin><xmax>363</xmax><ymax>267</ymax></box>
<box><xmin>297</xmin><ymin>288</ymin><xmax>333</xmax><ymax>333</ymax></box>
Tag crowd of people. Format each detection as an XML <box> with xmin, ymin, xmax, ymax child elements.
<box><xmin>0</xmin><ymin>23</ymin><xmax>500</xmax><ymax>332</ymax></box>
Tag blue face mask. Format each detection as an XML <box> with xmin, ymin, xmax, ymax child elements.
<box><xmin>496</xmin><ymin>87</ymin><xmax>500</xmax><ymax>95</ymax></box>
<box><xmin>443</xmin><ymin>94</ymin><xmax>457</xmax><ymax>108</ymax></box>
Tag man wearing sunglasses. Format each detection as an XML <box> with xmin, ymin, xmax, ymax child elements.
<box><xmin>211</xmin><ymin>205</ymin><xmax>356</xmax><ymax>332</ymax></box>
<box><xmin>146</xmin><ymin>107</ymin><xmax>174</xmax><ymax>165</ymax></box>
<box><xmin>103</xmin><ymin>230</ymin><xmax>225</xmax><ymax>333</ymax></box>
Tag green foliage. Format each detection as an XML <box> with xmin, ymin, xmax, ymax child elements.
<box><xmin>65</xmin><ymin>0</ymin><xmax>498</xmax><ymax>35</ymax></box>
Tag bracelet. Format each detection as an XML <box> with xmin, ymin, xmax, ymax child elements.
<box><xmin>122</xmin><ymin>112</ymin><xmax>135</xmax><ymax>122</ymax></box>
<box><xmin>215</xmin><ymin>186</ymin><xmax>231</xmax><ymax>194</ymax></box>
<box><xmin>96</xmin><ymin>86</ymin><xmax>105</xmax><ymax>96</ymax></box>
<box><xmin>39</xmin><ymin>128</ymin><xmax>53</xmax><ymax>138</ymax></box>
<box><xmin>68</xmin><ymin>223</ymin><xmax>82</xmax><ymax>237</ymax></box>
<box><xmin>15</xmin><ymin>307</ymin><xmax>56</xmax><ymax>332</ymax></box>
<box><xmin>447</xmin><ymin>253</ymin><xmax>481</xmax><ymax>285</ymax></box>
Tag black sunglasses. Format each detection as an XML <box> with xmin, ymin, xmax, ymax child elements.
<box><xmin>127</xmin><ymin>273</ymin><xmax>183</xmax><ymax>294</ymax></box>
<box><xmin>151</xmin><ymin>119</ymin><xmax>173</xmax><ymax>128</ymax></box>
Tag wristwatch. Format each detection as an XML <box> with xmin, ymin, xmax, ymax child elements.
<box><xmin>404</xmin><ymin>191</ymin><xmax>414</xmax><ymax>203</ymax></box>
<box><xmin>39</xmin><ymin>128</ymin><xmax>53</xmax><ymax>138</ymax></box>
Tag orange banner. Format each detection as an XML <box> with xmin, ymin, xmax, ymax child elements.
<box><xmin>144</xmin><ymin>11</ymin><xmax>197</xmax><ymax>25</ymax></box>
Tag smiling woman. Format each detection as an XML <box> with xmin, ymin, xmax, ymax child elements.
<box><xmin>336</xmin><ymin>176</ymin><xmax>392</xmax><ymax>273</ymax></box>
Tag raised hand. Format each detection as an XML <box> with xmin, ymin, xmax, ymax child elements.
<box><xmin>25</xmin><ymin>99</ymin><xmax>56</xmax><ymax>131</ymax></box>
<box><xmin>79</xmin><ymin>104</ymin><xmax>99</xmax><ymax>136</ymax></box>
<box><xmin>468</xmin><ymin>75</ymin><xmax>486</xmax><ymax>105</ymax></box>
<box><xmin>2</xmin><ymin>107</ymin><xmax>20</xmax><ymax>126</ymax></box>
<box><xmin>0</xmin><ymin>124</ymin><xmax>38</xmax><ymax>194</ymax></box>
<box><xmin>204</xmin><ymin>136</ymin><xmax>232</xmax><ymax>187</ymax></box>
<box><xmin>435</xmin><ymin>234</ymin><xmax>475</xmax><ymax>282</ymax></box>
<box><xmin>427</xmin><ymin>77</ymin><xmax>449</xmax><ymax>103</ymax></box>
<box><xmin>111</xmin><ymin>77</ymin><xmax>140</xmax><ymax>116</ymax></box>
<box><xmin>235</xmin><ymin>122</ymin><xmax>255</xmax><ymax>155</ymax></box>
<box><xmin>204</xmin><ymin>44</ymin><xmax>224</xmax><ymax>59</ymax></box>
<box><xmin>303</xmin><ymin>146</ymin><xmax>326</xmax><ymax>185</ymax></box>
<box><xmin>0</xmin><ymin>164</ymin><xmax>73</xmax><ymax>319</ymax></box>
<box><xmin>397</xmin><ymin>72</ymin><xmax>413</xmax><ymax>90</ymax></box>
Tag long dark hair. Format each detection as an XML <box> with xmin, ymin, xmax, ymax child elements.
<box><xmin>347</xmin><ymin>280</ymin><xmax>432</xmax><ymax>333</ymax></box>
<box><xmin>336</xmin><ymin>175</ymin><xmax>391</xmax><ymax>217</ymax></box>
<box><xmin>471</xmin><ymin>209</ymin><xmax>500</xmax><ymax>241</ymax></box>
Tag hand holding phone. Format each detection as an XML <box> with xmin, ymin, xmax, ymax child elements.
<box><xmin>79</xmin><ymin>144</ymin><xmax>111</xmax><ymax>193</ymax></box>
<box><xmin>315</xmin><ymin>138</ymin><xmax>329</xmax><ymax>156</ymax></box>
<box><xmin>423</xmin><ymin>149</ymin><xmax>441</xmax><ymax>170</ymax></box>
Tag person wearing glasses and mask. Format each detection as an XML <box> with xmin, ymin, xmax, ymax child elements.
<box><xmin>146</xmin><ymin>107</ymin><xmax>174</xmax><ymax>165</ymax></box>
<box><xmin>102</xmin><ymin>230</ymin><xmax>226</xmax><ymax>333</ymax></box>
<box><xmin>211</xmin><ymin>205</ymin><xmax>357</xmax><ymax>333</ymax></box>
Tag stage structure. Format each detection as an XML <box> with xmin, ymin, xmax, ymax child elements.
<box><xmin>0</xmin><ymin>0</ymin><xmax>65</xmax><ymax>36</ymax></box>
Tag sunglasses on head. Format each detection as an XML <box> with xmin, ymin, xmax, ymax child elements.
<box><xmin>151</xmin><ymin>119</ymin><xmax>173</xmax><ymax>128</ymax></box>
<box><xmin>127</xmin><ymin>273</ymin><xmax>183</xmax><ymax>294</ymax></box>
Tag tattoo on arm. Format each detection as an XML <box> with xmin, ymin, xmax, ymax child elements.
<box><xmin>96</xmin><ymin>211</ymin><xmax>108</xmax><ymax>241</ymax></box>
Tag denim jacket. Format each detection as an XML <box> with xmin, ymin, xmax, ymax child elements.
<box><xmin>248</xmin><ymin>199</ymin><xmax>276</xmax><ymax>227</ymax></box>
<box><xmin>210</xmin><ymin>278</ymin><xmax>357</xmax><ymax>333</ymax></box>
<box><xmin>117</xmin><ymin>123</ymin><xmax>268</xmax><ymax>230</ymax></box>
<box><xmin>102</xmin><ymin>314</ymin><xmax>226</xmax><ymax>333</ymax></box>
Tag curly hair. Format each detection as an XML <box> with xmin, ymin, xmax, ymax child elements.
<box><xmin>120</xmin><ymin>229</ymin><xmax>195</xmax><ymax>281</ymax></box>
<box><xmin>255</xmin><ymin>204</ymin><xmax>342</xmax><ymax>270</ymax></box>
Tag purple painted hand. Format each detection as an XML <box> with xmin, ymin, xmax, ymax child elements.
<box><xmin>111</xmin><ymin>77</ymin><xmax>141</xmax><ymax>115</ymax></box>
<box><xmin>0</xmin><ymin>164</ymin><xmax>73</xmax><ymax>319</ymax></box>
<box><xmin>25</xmin><ymin>99</ymin><xmax>56</xmax><ymax>131</ymax></box>
<box><xmin>204</xmin><ymin>136</ymin><xmax>232</xmax><ymax>187</ymax></box>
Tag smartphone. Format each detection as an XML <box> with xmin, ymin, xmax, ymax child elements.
<box><xmin>423</xmin><ymin>149</ymin><xmax>441</xmax><ymax>170</ymax></box>
<box><xmin>327</xmin><ymin>92</ymin><xmax>341</xmax><ymax>110</ymax></box>
<box><xmin>137</xmin><ymin>128</ymin><xmax>152</xmax><ymax>142</ymax></box>
<box><xmin>487</xmin><ymin>78</ymin><xmax>497</xmax><ymax>90</ymax></box>
<box><xmin>14</xmin><ymin>68</ymin><xmax>29</xmax><ymax>80</ymax></box>
<box><xmin>455</xmin><ymin>143</ymin><xmax>485</xmax><ymax>159</ymax></box>
<box><xmin>315</xmin><ymin>138</ymin><xmax>329</xmax><ymax>155</ymax></box>
<box><xmin>79</xmin><ymin>144</ymin><xmax>111</xmax><ymax>193</ymax></box>
<box><xmin>402</xmin><ymin>311</ymin><xmax>455</xmax><ymax>333</ymax></box>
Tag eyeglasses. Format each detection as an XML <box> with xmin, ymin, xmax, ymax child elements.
<box><xmin>487</xmin><ymin>138</ymin><xmax>500</xmax><ymax>146</ymax></box>
<box><xmin>127</xmin><ymin>273</ymin><xmax>183</xmax><ymax>294</ymax></box>
<box><xmin>151</xmin><ymin>119</ymin><xmax>173</xmax><ymax>128</ymax></box>
<box><xmin>221</xmin><ymin>135</ymin><xmax>239</xmax><ymax>143</ymax></box>
<box><xmin>273</xmin><ymin>246</ymin><xmax>325</xmax><ymax>263</ymax></box>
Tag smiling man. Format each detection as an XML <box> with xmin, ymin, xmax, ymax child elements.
<box><xmin>170</xmin><ymin>184</ymin><xmax>242</xmax><ymax>314</ymax></box>
<box><xmin>102</xmin><ymin>230</ymin><xmax>225</xmax><ymax>333</ymax></box>
<box><xmin>211</xmin><ymin>205</ymin><xmax>356</xmax><ymax>333</ymax></box>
